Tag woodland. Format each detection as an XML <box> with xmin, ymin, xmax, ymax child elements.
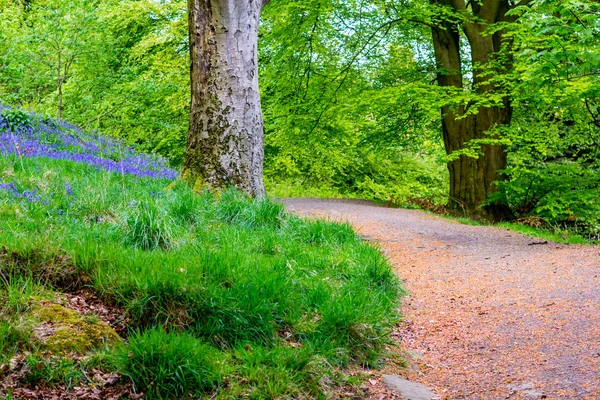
<box><xmin>0</xmin><ymin>0</ymin><xmax>599</xmax><ymax>398</ymax></box>
<box><xmin>0</xmin><ymin>0</ymin><xmax>599</xmax><ymax>233</ymax></box>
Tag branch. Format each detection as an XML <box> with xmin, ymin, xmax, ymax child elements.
<box><xmin>584</xmin><ymin>98</ymin><xmax>600</xmax><ymax>129</ymax></box>
<box><xmin>301</xmin><ymin>16</ymin><xmax>320</xmax><ymax>101</ymax></box>
<box><xmin>305</xmin><ymin>18</ymin><xmax>402</xmax><ymax>136</ymax></box>
<box><xmin>515</xmin><ymin>0</ymin><xmax>533</xmax><ymax>7</ymax></box>
<box><xmin>85</xmin><ymin>107</ymin><xmax>118</xmax><ymax>130</ymax></box>
<box><xmin>405</xmin><ymin>17</ymin><xmax>437</xmax><ymax>30</ymax></box>
<box><xmin>569</xmin><ymin>9</ymin><xmax>588</xmax><ymax>29</ymax></box>
<box><xmin>566</xmin><ymin>70</ymin><xmax>600</xmax><ymax>81</ymax></box>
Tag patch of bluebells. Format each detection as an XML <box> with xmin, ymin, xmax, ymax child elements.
<box><xmin>0</xmin><ymin>105</ymin><xmax>178</xmax><ymax>180</ymax></box>
<box><xmin>0</xmin><ymin>180</ymin><xmax>79</xmax><ymax>221</ymax></box>
<box><xmin>0</xmin><ymin>183</ymin><xmax>43</xmax><ymax>203</ymax></box>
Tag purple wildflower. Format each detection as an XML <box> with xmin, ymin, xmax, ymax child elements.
<box><xmin>0</xmin><ymin>106</ymin><xmax>178</xmax><ymax>180</ymax></box>
<box><xmin>0</xmin><ymin>184</ymin><xmax>42</xmax><ymax>203</ymax></box>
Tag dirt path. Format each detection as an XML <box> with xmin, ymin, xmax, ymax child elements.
<box><xmin>283</xmin><ymin>198</ymin><xmax>600</xmax><ymax>400</ymax></box>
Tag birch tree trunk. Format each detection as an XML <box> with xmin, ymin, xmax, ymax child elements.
<box><xmin>182</xmin><ymin>0</ymin><xmax>270</xmax><ymax>197</ymax></box>
<box><xmin>430</xmin><ymin>0</ymin><xmax>520</xmax><ymax>221</ymax></box>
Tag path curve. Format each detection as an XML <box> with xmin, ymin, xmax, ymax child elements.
<box><xmin>283</xmin><ymin>198</ymin><xmax>600</xmax><ymax>400</ymax></box>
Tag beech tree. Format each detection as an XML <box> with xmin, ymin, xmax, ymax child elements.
<box><xmin>430</xmin><ymin>0</ymin><xmax>529</xmax><ymax>220</ymax></box>
<box><xmin>182</xmin><ymin>0</ymin><xmax>271</xmax><ymax>197</ymax></box>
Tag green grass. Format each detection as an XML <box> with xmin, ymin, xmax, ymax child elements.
<box><xmin>409</xmin><ymin>203</ymin><xmax>595</xmax><ymax>244</ymax></box>
<box><xmin>436</xmin><ymin>211</ymin><xmax>596</xmax><ymax>244</ymax></box>
<box><xmin>0</xmin><ymin>155</ymin><xmax>404</xmax><ymax>398</ymax></box>
<box><xmin>496</xmin><ymin>221</ymin><xmax>592</xmax><ymax>244</ymax></box>
<box><xmin>116</xmin><ymin>328</ymin><xmax>226</xmax><ymax>399</ymax></box>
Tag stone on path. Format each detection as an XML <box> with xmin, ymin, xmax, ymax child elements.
<box><xmin>508</xmin><ymin>383</ymin><xmax>546</xmax><ymax>399</ymax></box>
<box><xmin>383</xmin><ymin>375</ymin><xmax>437</xmax><ymax>400</ymax></box>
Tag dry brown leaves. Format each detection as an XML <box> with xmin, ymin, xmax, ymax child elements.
<box><xmin>62</xmin><ymin>290</ymin><xmax>129</xmax><ymax>336</ymax></box>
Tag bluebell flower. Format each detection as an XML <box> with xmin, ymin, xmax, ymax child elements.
<box><xmin>0</xmin><ymin>105</ymin><xmax>178</xmax><ymax>180</ymax></box>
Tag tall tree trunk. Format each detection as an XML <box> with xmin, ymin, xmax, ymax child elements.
<box><xmin>182</xmin><ymin>0</ymin><xmax>270</xmax><ymax>197</ymax></box>
<box><xmin>431</xmin><ymin>0</ymin><xmax>515</xmax><ymax>221</ymax></box>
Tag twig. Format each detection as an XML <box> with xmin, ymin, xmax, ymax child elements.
<box><xmin>527</xmin><ymin>241</ymin><xmax>548</xmax><ymax>245</ymax></box>
<box><xmin>0</xmin><ymin>266</ymin><xmax>9</xmax><ymax>287</ymax></box>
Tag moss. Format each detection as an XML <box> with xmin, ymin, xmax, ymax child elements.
<box><xmin>177</xmin><ymin>167</ymin><xmax>218</xmax><ymax>195</ymax></box>
<box><xmin>192</xmin><ymin>176</ymin><xmax>207</xmax><ymax>193</ymax></box>
<box><xmin>32</xmin><ymin>302</ymin><xmax>121</xmax><ymax>355</ymax></box>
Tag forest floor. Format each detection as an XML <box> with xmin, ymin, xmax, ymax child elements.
<box><xmin>283</xmin><ymin>198</ymin><xmax>600</xmax><ymax>400</ymax></box>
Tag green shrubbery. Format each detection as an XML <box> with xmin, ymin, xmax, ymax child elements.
<box><xmin>267</xmin><ymin>151</ymin><xmax>448</xmax><ymax>207</ymax></box>
<box><xmin>489</xmin><ymin>103</ymin><xmax>600</xmax><ymax>240</ymax></box>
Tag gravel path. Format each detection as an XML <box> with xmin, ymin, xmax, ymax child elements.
<box><xmin>283</xmin><ymin>198</ymin><xmax>600</xmax><ymax>400</ymax></box>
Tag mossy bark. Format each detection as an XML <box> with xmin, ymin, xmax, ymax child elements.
<box><xmin>183</xmin><ymin>0</ymin><xmax>271</xmax><ymax>197</ymax></box>
<box><xmin>430</xmin><ymin>0</ymin><xmax>518</xmax><ymax>221</ymax></box>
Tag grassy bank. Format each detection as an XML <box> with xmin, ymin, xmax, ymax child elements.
<box><xmin>0</xmin><ymin>109</ymin><xmax>403</xmax><ymax>398</ymax></box>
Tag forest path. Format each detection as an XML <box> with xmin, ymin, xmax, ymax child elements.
<box><xmin>283</xmin><ymin>198</ymin><xmax>600</xmax><ymax>400</ymax></box>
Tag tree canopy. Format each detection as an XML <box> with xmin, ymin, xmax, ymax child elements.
<box><xmin>0</xmin><ymin>0</ymin><xmax>599</xmax><ymax>235</ymax></box>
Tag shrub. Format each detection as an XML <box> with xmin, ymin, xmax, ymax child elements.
<box><xmin>1</xmin><ymin>108</ymin><xmax>31</xmax><ymax>132</ymax></box>
<box><xmin>492</xmin><ymin>163</ymin><xmax>600</xmax><ymax>238</ymax></box>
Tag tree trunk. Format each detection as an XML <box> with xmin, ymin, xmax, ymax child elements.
<box><xmin>182</xmin><ymin>0</ymin><xmax>270</xmax><ymax>197</ymax></box>
<box><xmin>431</xmin><ymin>0</ymin><xmax>514</xmax><ymax>221</ymax></box>
<box><xmin>57</xmin><ymin>52</ymin><xmax>63</xmax><ymax>120</ymax></box>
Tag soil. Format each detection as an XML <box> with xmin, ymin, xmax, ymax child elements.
<box><xmin>283</xmin><ymin>198</ymin><xmax>600</xmax><ymax>400</ymax></box>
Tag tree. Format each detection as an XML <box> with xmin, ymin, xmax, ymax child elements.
<box><xmin>181</xmin><ymin>0</ymin><xmax>272</xmax><ymax>197</ymax></box>
<box><xmin>488</xmin><ymin>0</ymin><xmax>600</xmax><ymax>233</ymax></box>
<box><xmin>429</xmin><ymin>0</ymin><xmax>529</xmax><ymax>220</ymax></box>
<box><xmin>0</xmin><ymin>0</ymin><xmax>102</xmax><ymax>120</ymax></box>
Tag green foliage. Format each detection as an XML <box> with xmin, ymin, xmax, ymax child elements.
<box><xmin>483</xmin><ymin>0</ymin><xmax>600</xmax><ymax>236</ymax></box>
<box><xmin>117</xmin><ymin>329</ymin><xmax>225</xmax><ymax>399</ymax></box>
<box><xmin>491</xmin><ymin>163</ymin><xmax>600</xmax><ymax>238</ymax></box>
<box><xmin>1</xmin><ymin>0</ymin><xmax>600</xmax><ymax>233</ymax></box>
<box><xmin>1</xmin><ymin>109</ymin><xmax>31</xmax><ymax>132</ymax></box>
<box><xmin>0</xmin><ymin>0</ymin><xmax>449</xmax><ymax>204</ymax></box>
<box><xmin>260</xmin><ymin>1</ymin><xmax>446</xmax><ymax>203</ymax></box>
<box><xmin>0</xmin><ymin>0</ymin><xmax>189</xmax><ymax>162</ymax></box>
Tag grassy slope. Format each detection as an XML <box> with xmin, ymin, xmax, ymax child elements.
<box><xmin>0</xmin><ymin>114</ymin><xmax>403</xmax><ymax>398</ymax></box>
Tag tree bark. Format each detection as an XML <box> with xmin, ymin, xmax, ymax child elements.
<box><xmin>57</xmin><ymin>52</ymin><xmax>63</xmax><ymax>120</ymax></box>
<box><xmin>431</xmin><ymin>0</ymin><xmax>515</xmax><ymax>221</ymax></box>
<box><xmin>182</xmin><ymin>0</ymin><xmax>269</xmax><ymax>197</ymax></box>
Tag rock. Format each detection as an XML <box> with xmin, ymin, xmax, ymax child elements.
<box><xmin>508</xmin><ymin>383</ymin><xmax>546</xmax><ymax>399</ymax></box>
<box><xmin>382</xmin><ymin>374</ymin><xmax>437</xmax><ymax>400</ymax></box>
